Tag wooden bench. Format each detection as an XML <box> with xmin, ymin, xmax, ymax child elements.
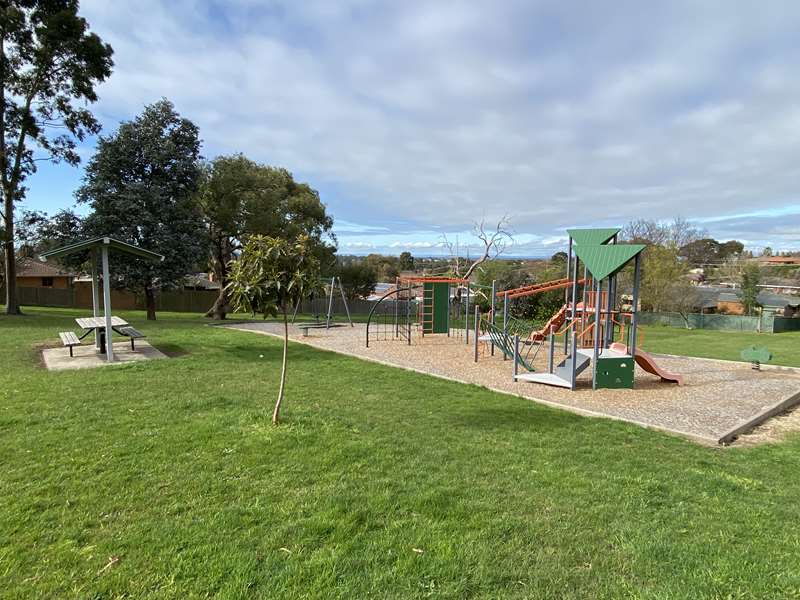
<box><xmin>116</xmin><ymin>326</ymin><xmax>145</xmax><ymax>350</ymax></box>
<box><xmin>59</xmin><ymin>331</ymin><xmax>81</xmax><ymax>357</ymax></box>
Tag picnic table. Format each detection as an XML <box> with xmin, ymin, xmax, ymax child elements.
<box><xmin>73</xmin><ymin>316</ymin><xmax>144</xmax><ymax>354</ymax></box>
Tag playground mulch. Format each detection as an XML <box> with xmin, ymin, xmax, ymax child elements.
<box><xmin>225</xmin><ymin>322</ymin><xmax>800</xmax><ymax>445</ymax></box>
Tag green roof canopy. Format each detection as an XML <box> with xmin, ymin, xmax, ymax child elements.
<box><xmin>40</xmin><ymin>237</ymin><xmax>164</xmax><ymax>262</ymax></box>
<box><xmin>573</xmin><ymin>244</ymin><xmax>645</xmax><ymax>281</ymax></box>
<box><xmin>567</xmin><ymin>228</ymin><xmax>620</xmax><ymax>246</ymax></box>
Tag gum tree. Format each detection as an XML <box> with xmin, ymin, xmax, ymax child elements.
<box><xmin>227</xmin><ymin>234</ymin><xmax>321</xmax><ymax>424</ymax></box>
<box><xmin>1</xmin><ymin>0</ymin><xmax>113</xmax><ymax>314</ymax></box>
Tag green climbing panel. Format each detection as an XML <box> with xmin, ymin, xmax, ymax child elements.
<box><xmin>423</xmin><ymin>282</ymin><xmax>450</xmax><ymax>334</ymax></box>
<box><xmin>595</xmin><ymin>357</ymin><xmax>635</xmax><ymax>389</ymax></box>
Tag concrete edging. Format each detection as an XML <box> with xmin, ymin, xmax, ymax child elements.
<box><xmin>717</xmin><ymin>390</ymin><xmax>800</xmax><ymax>445</ymax></box>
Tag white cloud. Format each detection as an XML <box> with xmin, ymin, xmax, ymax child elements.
<box><xmin>59</xmin><ymin>1</ymin><xmax>800</xmax><ymax>252</ymax></box>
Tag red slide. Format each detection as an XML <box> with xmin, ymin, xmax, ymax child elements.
<box><xmin>609</xmin><ymin>343</ymin><xmax>684</xmax><ymax>385</ymax></box>
<box><xmin>528</xmin><ymin>304</ymin><xmax>568</xmax><ymax>343</ymax></box>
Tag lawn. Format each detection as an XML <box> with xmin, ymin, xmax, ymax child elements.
<box><xmin>2</xmin><ymin>307</ymin><xmax>800</xmax><ymax>598</ymax></box>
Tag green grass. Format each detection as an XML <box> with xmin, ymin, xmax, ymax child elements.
<box><xmin>640</xmin><ymin>325</ymin><xmax>800</xmax><ymax>367</ymax></box>
<box><xmin>2</xmin><ymin>308</ymin><xmax>800</xmax><ymax>598</ymax></box>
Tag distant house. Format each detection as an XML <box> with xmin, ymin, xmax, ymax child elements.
<box><xmin>716</xmin><ymin>289</ymin><xmax>799</xmax><ymax>316</ymax></box>
<box><xmin>16</xmin><ymin>257</ymin><xmax>76</xmax><ymax>289</ymax></box>
<box><xmin>760</xmin><ymin>256</ymin><xmax>800</xmax><ymax>266</ymax></box>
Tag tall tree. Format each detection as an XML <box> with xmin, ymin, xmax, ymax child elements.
<box><xmin>78</xmin><ymin>99</ymin><xmax>205</xmax><ymax>320</ymax></box>
<box><xmin>398</xmin><ymin>251</ymin><xmax>414</xmax><ymax>271</ymax></box>
<box><xmin>228</xmin><ymin>234</ymin><xmax>321</xmax><ymax>425</ymax></box>
<box><xmin>196</xmin><ymin>155</ymin><xmax>335</xmax><ymax>319</ymax></box>
<box><xmin>740</xmin><ymin>264</ymin><xmax>761</xmax><ymax>316</ymax></box>
<box><xmin>0</xmin><ymin>1</ymin><xmax>113</xmax><ymax>314</ymax></box>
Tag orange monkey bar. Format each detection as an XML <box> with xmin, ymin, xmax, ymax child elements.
<box><xmin>499</xmin><ymin>277</ymin><xmax>587</xmax><ymax>300</ymax></box>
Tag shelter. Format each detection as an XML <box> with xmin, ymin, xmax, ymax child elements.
<box><xmin>40</xmin><ymin>237</ymin><xmax>164</xmax><ymax>362</ymax></box>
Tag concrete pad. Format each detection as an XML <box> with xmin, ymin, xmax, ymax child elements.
<box><xmin>42</xmin><ymin>340</ymin><xmax>167</xmax><ymax>371</ymax></box>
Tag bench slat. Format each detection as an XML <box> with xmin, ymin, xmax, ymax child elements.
<box><xmin>117</xmin><ymin>326</ymin><xmax>145</xmax><ymax>338</ymax></box>
<box><xmin>59</xmin><ymin>331</ymin><xmax>81</xmax><ymax>346</ymax></box>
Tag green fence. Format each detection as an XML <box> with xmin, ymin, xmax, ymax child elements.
<box><xmin>638</xmin><ymin>311</ymin><xmax>778</xmax><ymax>332</ymax></box>
<box><xmin>773</xmin><ymin>317</ymin><xmax>800</xmax><ymax>333</ymax></box>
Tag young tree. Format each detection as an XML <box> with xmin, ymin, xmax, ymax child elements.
<box><xmin>78</xmin><ymin>99</ymin><xmax>205</xmax><ymax>320</ymax></box>
<box><xmin>228</xmin><ymin>234</ymin><xmax>321</xmax><ymax>425</ymax></box>
<box><xmin>639</xmin><ymin>245</ymin><xmax>687</xmax><ymax>312</ymax></box>
<box><xmin>196</xmin><ymin>155</ymin><xmax>335</xmax><ymax>319</ymax></box>
<box><xmin>1</xmin><ymin>1</ymin><xmax>113</xmax><ymax>314</ymax></box>
<box><xmin>741</xmin><ymin>264</ymin><xmax>761</xmax><ymax>316</ymax></box>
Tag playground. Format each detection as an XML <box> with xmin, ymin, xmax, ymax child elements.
<box><xmin>228</xmin><ymin>320</ymin><xmax>800</xmax><ymax>444</ymax></box>
<box><xmin>229</xmin><ymin>227</ymin><xmax>800</xmax><ymax>445</ymax></box>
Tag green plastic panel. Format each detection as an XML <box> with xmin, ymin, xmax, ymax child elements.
<box><xmin>567</xmin><ymin>228</ymin><xmax>620</xmax><ymax>246</ymax></box>
<box><xmin>423</xmin><ymin>282</ymin><xmax>450</xmax><ymax>334</ymax></box>
<box><xmin>740</xmin><ymin>346</ymin><xmax>772</xmax><ymax>363</ymax></box>
<box><xmin>573</xmin><ymin>244</ymin><xmax>646</xmax><ymax>281</ymax></box>
<box><xmin>595</xmin><ymin>357</ymin><xmax>635</xmax><ymax>389</ymax></box>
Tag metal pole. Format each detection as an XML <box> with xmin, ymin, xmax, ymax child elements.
<box><xmin>101</xmin><ymin>244</ymin><xmax>114</xmax><ymax>362</ymax></box>
<box><xmin>394</xmin><ymin>277</ymin><xmax>399</xmax><ymax>337</ymax></box>
<box><xmin>580</xmin><ymin>265</ymin><xmax>588</xmax><ymax>346</ymax></box>
<box><xmin>474</xmin><ymin>306</ymin><xmax>479</xmax><ymax>362</ymax></box>
<box><xmin>91</xmin><ymin>250</ymin><xmax>100</xmax><ymax>350</ymax></box>
<box><xmin>604</xmin><ymin>273</ymin><xmax>613</xmax><ymax>349</ymax></box>
<box><xmin>570</xmin><ymin>330</ymin><xmax>578</xmax><ymax>389</ymax></box>
<box><xmin>325</xmin><ymin>276</ymin><xmax>335</xmax><ymax>329</ymax></box>
<box><xmin>630</xmin><ymin>254</ymin><xmax>642</xmax><ymax>359</ymax></box>
<box><xmin>502</xmin><ymin>292</ymin><xmax>509</xmax><ymax>360</ymax></box>
<box><xmin>592</xmin><ymin>278</ymin><xmax>602</xmax><ymax>389</ymax></box>
<box><xmin>512</xmin><ymin>334</ymin><xmax>519</xmax><ymax>380</ymax></box>
<box><xmin>465</xmin><ymin>283</ymin><xmax>470</xmax><ymax>345</ymax></box>
<box><xmin>548</xmin><ymin>332</ymin><xmax>555</xmax><ymax>373</ymax></box>
<box><xmin>490</xmin><ymin>280</ymin><xmax>496</xmax><ymax>356</ymax></box>
<box><xmin>565</xmin><ymin>238</ymin><xmax>573</xmax><ymax>353</ymax></box>
<box><xmin>337</xmin><ymin>277</ymin><xmax>353</xmax><ymax>326</ymax></box>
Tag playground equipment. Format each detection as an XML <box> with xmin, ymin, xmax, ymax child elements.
<box><xmin>498</xmin><ymin>227</ymin><xmax>682</xmax><ymax>390</ymax></box>
<box><xmin>291</xmin><ymin>276</ymin><xmax>353</xmax><ymax>331</ymax></box>
<box><xmin>740</xmin><ymin>346</ymin><xmax>773</xmax><ymax>371</ymax></box>
<box><xmin>366</xmin><ymin>276</ymin><xmax>477</xmax><ymax>347</ymax></box>
<box><xmin>609</xmin><ymin>343</ymin><xmax>684</xmax><ymax>385</ymax></box>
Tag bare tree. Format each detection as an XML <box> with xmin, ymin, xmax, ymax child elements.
<box><xmin>664</xmin><ymin>278</ymin><xmax>701</xmax><ymax>329</ymax></box>
<box><xmin>442</xmin><ymin>216</ymin><xmax>514</xmax><ymax>281</ymax></box>
<box><xmin>621</xmin><ymin>217</ymin><xmax>706</xmax><ymax>249</ymax></box>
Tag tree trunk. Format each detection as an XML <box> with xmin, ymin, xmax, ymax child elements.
<box><xmin>144</xmin><ymin>284</ymin><xmax>157</xmax><ymax>321</ymax></box>
<box><xmin>3</xmin><ymin>205</ymin><xmax>20</xmax><ymax>315</ymax></box>
<box><xmin>204</xmin><ymin>235</ymin><xmax>230</xmax><ymax>320</ymax></box>
<box><xmin>273</xmin><ymin>306</ymin><xmax>289</xmax><ymax>425</ymax></box>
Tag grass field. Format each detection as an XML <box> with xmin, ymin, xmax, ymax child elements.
<box><xmin>2</xmin><ymin>307</ymin><xmax>800</xmax><ymax>598</ymax></box>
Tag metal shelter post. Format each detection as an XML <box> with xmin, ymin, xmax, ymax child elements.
<box><xmin>101</xmin><ymin>244</ymin><xmax>114</xmax><ymax>362</ymax></box>
<box><xmin>91</xmin><ymin>249</ymin><xmax>101</xmax><ymax>350</ymax></box>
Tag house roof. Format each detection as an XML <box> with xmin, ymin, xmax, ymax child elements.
<box><xmin>40</xmin><ymin>237</ymin><xmax>164</xmax><ymax>262</ymax></box>
<box><xmin>17</xmin><ymin>257</ymin><xmax>75</xmax><ymax>278</ymax></box>
<box><xmin>762</xmin><ymin>256</ymin><xmax>800</xmax><ymax>264</ymax></box>
<box><xmin>697</xmin><ymin>286</ymin><xmax>800</xmax><ymax>309</ymax></box>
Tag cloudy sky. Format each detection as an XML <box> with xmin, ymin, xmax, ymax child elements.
<box><xmin>23</xmin><ymin>0</ymin><xmax>800</xmax><ymax>256</ymax></box>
